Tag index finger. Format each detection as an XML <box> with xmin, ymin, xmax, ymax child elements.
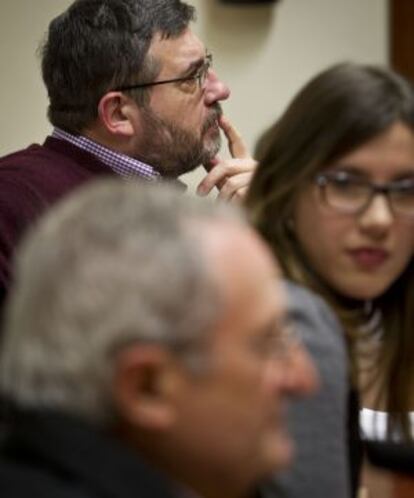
<box><xmin>219</xmin><ymin>115</ymin><xmax>249</xmax><ymax>159</ymax></box>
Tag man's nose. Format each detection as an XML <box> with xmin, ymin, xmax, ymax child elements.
<box><xmin>203</xmin><ymin>70</ymin><xmax>230</xmax><ymax>106</ymax></box>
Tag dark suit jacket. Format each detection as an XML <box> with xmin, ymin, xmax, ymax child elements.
<box><xmin>0</xmin><ymin>410</ymin><xmax>178</xmax><ymax>498</ymax></box>
<box><xmin>0</xmin><ymin>137</ymin><xmax>114</xmax><ymax>300</ymax></box>
<box><xmin>260</xmin><ymin>281</ymin><xmax>351</xmax><ymax>498</ymax></box>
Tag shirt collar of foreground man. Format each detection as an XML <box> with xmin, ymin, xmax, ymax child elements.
<box><xmin>0</xmin><ymin>180</ymin><xmax>317</xmax><ymax>498</ymax></box>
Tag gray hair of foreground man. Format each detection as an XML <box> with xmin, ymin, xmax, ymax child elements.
<box><xmin>0</xmin><ymin>180</ymin><xmax>243</xmax><ymax>424</ymax></box>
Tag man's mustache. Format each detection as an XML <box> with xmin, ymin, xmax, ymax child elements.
<box><xmin>202</xmin><ymin>104</ymin><xmax>222</xmax><ymax>134</ymax></box>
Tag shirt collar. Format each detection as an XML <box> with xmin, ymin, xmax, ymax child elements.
<box><xmin>52</xmin><ymin>128</ymin><xmax>161</xmax><ymax>182</ymax></box>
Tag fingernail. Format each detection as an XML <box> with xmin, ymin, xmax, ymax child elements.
<box><xmin>197</xmin><ymin>185</ymin><xmax>207</xmax><ymax>196</ymax></box>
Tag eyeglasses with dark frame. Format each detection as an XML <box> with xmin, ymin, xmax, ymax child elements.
<box><xmin>315</xmin><ymin>170</ymin><xmax>414</xmax><ymax>217</ymax></box>
<box><xmin>114</xmin><ymin>53</ymin><xmax>213</xmax><ymax>93</ymax></box>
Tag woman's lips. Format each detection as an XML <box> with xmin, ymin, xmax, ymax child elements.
<box><xmin>347</xmin><ymin>248</ymin><xmax>389</xmax><ymax>269</ymax></box>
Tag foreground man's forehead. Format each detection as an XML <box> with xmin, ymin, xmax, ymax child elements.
<box><xmin>197</xmin><ymin>220</ymin><xmax>285</xmax><ymax>316</ymax></box>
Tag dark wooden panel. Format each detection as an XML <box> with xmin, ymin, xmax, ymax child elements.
<box><xmin>390</xmin><ymin>0</ymin><xmax>414</xmax><ymax>83</ymax></box>
<box><xmin>393</xmin><ymin>475</ymin><xmax>414</xmax><ymax>498</ymax></box>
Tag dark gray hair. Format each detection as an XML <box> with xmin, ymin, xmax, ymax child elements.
<box><xmin>0</xmin><ymin>180</ymin><xmax>244</xmax><ymax>424</ymax></box>
<box><xmin>41</xmin><ymin>0</ymin><xmax>195</xmax><ymax>133</ymax></box>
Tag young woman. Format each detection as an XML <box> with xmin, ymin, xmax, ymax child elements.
<box><xmin>246</xmin><ymin>62</ymin><xmax>414</xmax><ymax>495</ymax></box>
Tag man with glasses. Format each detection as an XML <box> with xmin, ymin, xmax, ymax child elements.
<box><xmin>0</xmin><ymin>180</ymin><xmax>317</xmax><ymax>498</ymax></box>
<box><xmin>0</xmin><ymin>0</ymin><xmax>255</xmax><ymax>303</ymax></box>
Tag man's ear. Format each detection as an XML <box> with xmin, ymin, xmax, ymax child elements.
<box><xmin>97</xmin><ymin>92</ymin><xmax>142</xmax><ymax>138</ymax></box>
<box><xmin>113</xmin><ymin>344</ymin><xmax>180</xmax><ymax>431</ymax></box>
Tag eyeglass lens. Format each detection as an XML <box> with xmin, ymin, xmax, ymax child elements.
<box><xmin>317</xmin><ymin>173</ymin><xmax>414</xmax><ymax>216</ymax></box>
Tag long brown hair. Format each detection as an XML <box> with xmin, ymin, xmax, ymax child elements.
<box><xmin>245</xmin><ymin>62</ymin><xmax>414</xmax><ymax>438</ymax></box>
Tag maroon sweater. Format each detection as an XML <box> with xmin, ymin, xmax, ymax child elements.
<box><xmin>0</xmin><ymin>136</ymin><xmax>115</xmax><ymax>301</ymax></box>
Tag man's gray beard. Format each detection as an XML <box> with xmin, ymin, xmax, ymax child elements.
<box><xmin>138</xmin><ymin>106</ymin><xmax>222</xmax><ymax>178</ymax></box>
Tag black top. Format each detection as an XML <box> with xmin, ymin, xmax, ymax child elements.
<box><xmin>365</xmin><ymin>440</ymin><xmax>414</xmax><ymax>477</ymax></box>
<box><xmin>348</xmin><ymin>388</ymin><xmax>363</xmax><ymax>497</ymax></box>
<box><xmin>0</xmin><ymin>409</ymin><xmax>177</xmax><ymax>498</ymax></box>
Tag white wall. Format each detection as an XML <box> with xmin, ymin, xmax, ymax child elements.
<box><xmin>0</xmin><ymin>1</ymin><xmax>71</xmax><ymax>153</ymax></box>
<box><xmin>0</xmin><ymin>0</ymin><xmax>388</xmax><ymax>190</ymax></box>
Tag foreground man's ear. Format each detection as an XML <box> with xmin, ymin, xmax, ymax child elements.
<box><xmin>113</xmin><ymin>344</ymin><xmax>181</xmax><ymax>431</ymax></box>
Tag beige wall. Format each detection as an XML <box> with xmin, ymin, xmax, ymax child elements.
<box><xmin>0</xmin><ymin>0</ymin><xmax>388</xmax><ymax>190</ymax></box>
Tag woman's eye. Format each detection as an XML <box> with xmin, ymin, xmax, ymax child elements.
<box><xmin>331</xmin><ymin>174</ymin><xmax>354</xmax><ymax>187</ymax></box>
<box><xmin>395</xmin><ymin>179</ymin><xmax>414</xmax><ymax>194</ymax></box>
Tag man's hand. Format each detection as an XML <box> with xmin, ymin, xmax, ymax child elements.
<box><xmin>196</xmin><ymin>116</ymin><xmax>257</xmax><ymax>203</ymax></box>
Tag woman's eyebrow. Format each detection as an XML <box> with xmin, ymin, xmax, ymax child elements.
<box><xmin>330</xmin><ymin>164</ymin><xmax>414</xmax><ymax>181</ymax></box>
<box><xmin>327</xmin><ymin>165</ymin><xmax>376</xmax><ymax>181</ymax></box>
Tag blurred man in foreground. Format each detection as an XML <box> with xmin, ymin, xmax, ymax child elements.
<box><xmin>0</xmin><ymin>180</ymin><xmax>316</xmax><ymax>498</ymax></box>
